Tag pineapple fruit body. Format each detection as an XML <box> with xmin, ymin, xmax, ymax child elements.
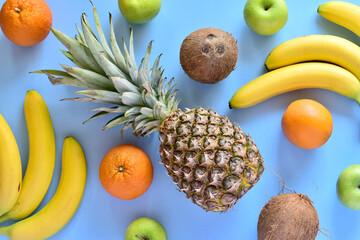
<box><xmin>160</xmin><ymin>108</ymin><xmax>264</xmax><ymax>212</ymax></box>
<box><xmin>37</xmin><ymin>5</ymin><xmax>264</xmax><ymax>212</ymax></box>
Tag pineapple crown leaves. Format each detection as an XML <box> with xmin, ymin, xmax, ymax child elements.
<box><xmin>33</xmin><ymin>5</ymin><xmax>180</xmax><ymax>137</ymax></box>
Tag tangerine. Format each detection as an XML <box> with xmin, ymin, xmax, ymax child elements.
<box><xmin>99</xmin><ymin>144</ymin><xmax>153</xmax><ymax>200</ymax></box>
<box><xmin>0</xmin><ymin>0</ymin><xmax>52</xmax><ymax>46</ymax></box>
<box><xmin>281</xmin><ymin>99</ymin><xmax>333</xmax><ymax>149</ymax></box>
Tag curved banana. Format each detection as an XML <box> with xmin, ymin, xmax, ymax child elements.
<box><xmin>0</xmin><ymin>91</ymin><xmax>56</xmax><ymax>223</ymax></box>
<box><xmin>0</xmin><ymin>137</ymin><xmax>87</xmax><ymax>240</ymax></box>
<box><xmin>229</xmin><ymin>62</ymin><xmax>360</xmax><ymax>109</ymax></box>
<box><xmin>318</xmin><ymin>1</ymin><xmax>360</xmax><ymax>37</ymax></box>
<box><xmin>265</xmin><ymin>35</ymin><xmax>360</xmax><ymax>80</ymax></box>
<box><xmin>0</xmin><ymin>114</ymin><xmax>22</xmax><ymax>216</ymax></box>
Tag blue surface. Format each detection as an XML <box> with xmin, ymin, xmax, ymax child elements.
<box><xmin>0</xmin><ymin>0</ymin><xmax>360</xmax><ymax>239</ymax></box>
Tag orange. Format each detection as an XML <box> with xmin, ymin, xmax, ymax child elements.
<box><xmin>0</xmin><ymin>0</ymin><xmax>52</xmax><ymax>46</ymax></box>
<box><xmin>281</xmin><ymin>99</ymin><xmax>333</xmax><ymax>149</ymax></box>
<box><xmin>99</xmin><ymin>144</ymin><xmax>153</xmax><ymax>200</ymax></box>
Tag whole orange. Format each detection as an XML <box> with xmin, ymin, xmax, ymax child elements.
<box><xmin>0</xmin><ymin>0</ymin><xmax>52</xmax><ymax>46</ymax></box>
<box><xmin>99</xmin><ymin>144</ymin><xmax>153</xmax><ymax>200</ymax></box>
<box><xmin>281</xmin><ymin>99</ymin><xmax>333</xmax><ymax>149</ymax></box>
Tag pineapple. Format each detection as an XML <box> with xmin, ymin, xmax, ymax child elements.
<box><xmin>36</xmin><ymin>6</ymin><xmax>264</xmax><ymax>212</ymax></box>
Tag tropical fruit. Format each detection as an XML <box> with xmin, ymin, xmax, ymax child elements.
<box><xmin>229</xmin><ymin>62</ymin><xmax>360</xmax><ymax>109</ymax></box>
<box><xmin>258</xmin><ymin>193</ymin><xmax>319</xmax><ymax>240</ymax></box>
<box><xmin>265</xmin><ymin>34</ymin><xmax>360</xmax><ymax>80</ymax></box>
<box><xmin>282</xmin><ymin>99</ymin><xmax>333</xmax><ymax>149</ymax></box>
<box><xmin>0</xmin><ymin>137</ymin><xmax>87</xmax><ymax>240</ymax></box>
<box><xmin>0</xmin><ymin>0</ymin><xmax>52</xmax><ymax>46</ymax></box>
<box><xmin>180</xmin><ymin>27</ymin><xmax>238</xmax><ymax>84</ymax></box>
<box><xmin>318</xmin><ymin>1</ymin><xmax>360</xmax><ymax>38</ymax></box>
<box><xmin>99</xmin><ymin>145</ymin><xmax>153</xmax><ymax>200</ymax></box>
<box><xmin>0</xmin><ymin>90</ymin><xmax>56</xmax><ymax>223</ymax></box>
<box><xmin>37</xmin><ymin>6</ymin><xmax>264</xmax><ymax>212</ymax></box>
<box><xmin>0</xmin><ymin>114</ymin><xmax>22</xmax><ymax>216</ymax></box>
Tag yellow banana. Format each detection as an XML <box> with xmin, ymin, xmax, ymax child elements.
<box><xmin>0</xmin><ymin>114</ymin><xmax>22</xmax><ymax>216</ymax></box>
<box><xmin>0</xmin><ymin>91</ymin><xmax>56</xmax><ymax>223</ymax></box>
<box><xmin>318</xmin><ymin>1</ymin><xmax>360</xmax><ymax>37</ymax></box>
<box><xmin>265</xmin><ymin>35</ymin><xmax>360</xmax><ymax>80</ymax></box>
<box><xmin>229</xmin><ymin>62</ymin><xmax>360</xmax><ymax>109</ymax></box>
<box><xmin>0</xmin><ymin>137</ymin><xmax>87</xmax><ymax>240</ymax></box>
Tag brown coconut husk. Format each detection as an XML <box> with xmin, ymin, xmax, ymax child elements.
<box><xmin>179</xmin><ymin>27</ymin><xmax>238</xmax><ymax>84</ymax></box>
<box><xmin>257</xmin><ymin>193</ymin><xmax>319</xmax><ymax>240</ymax></box>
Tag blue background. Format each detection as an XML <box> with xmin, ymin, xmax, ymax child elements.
<box><xmin>1</xmin><ymin>0</ymin><xmax>360</xmax><ymax>239</ymax></box>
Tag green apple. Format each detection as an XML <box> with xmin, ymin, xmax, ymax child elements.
<box><xmin>337</xmin><ymin>165</ymin><xmax>360</xmax><ymax>210</ymax></box>
<box><xmin>118</xmin><ymin>0</ymin><xmax>161</xmax><ymax>24</ymax></box>
<box><xmin>125</xmin><ymin>217</ymin><xmax>167</xmax><ymax>240</ymax></box>
<box><xmin>243</xmin><ymin>0</ymin><xmax>288</xmax><ymax>36</ymax></box>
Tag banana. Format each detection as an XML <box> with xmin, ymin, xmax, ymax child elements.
<box><xmin>0</xmin><ymin>137</ymin><xmax>87</xmax><ymax>240</ymax></box>
<box><xmin>0</xmin><ymin>91</ymin><xmax>56</xmax><ymax>223</ymax></box>
<box><xmin>318</xmin><ymin>1</ymin><xmax>360</xmax><ymax>37</ymax></box>
<box><xmin>265</xmin><ymin>35</ymin><xmax>360</xmax><ymax>80</ymax></box>
<box><xmin>0</xmin><ymin>114</ymin><xmax>22</xmax><ymax>216</ymax></box>
<box><xmin>229</xmin><ymin>62</ymin><xmax>360</xmax><ymax>109</ymax></box>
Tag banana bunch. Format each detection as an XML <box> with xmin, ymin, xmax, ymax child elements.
<box><xmin>0</xmin><ymin>90</ymin><xmax>87</xmax><ymax>240</ymax></box>
<box><xmin>0</xmin><ymin>90</ymin><xmax>56</xmax><ymax>223</ymax></box>
<box><xmin>230</xmin><ymin>1</ymin><xmax>360</xmax><ymax>109</ymax></box>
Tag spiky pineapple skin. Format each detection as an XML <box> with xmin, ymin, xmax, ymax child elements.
<box><xmin>159</xmin><ymin>107</ymin><xmax>264</xmax><ymax>212</ymax></box>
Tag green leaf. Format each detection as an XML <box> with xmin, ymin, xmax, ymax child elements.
<box><xmin>98</xmin><ymin>52</ymin><xmax>128</xmax><ymax>79</ymax></box>
<box><xmin>134</xmin><ymin>114</ymin><xmax>148</xmax><ymax>125</ymax></box>
<box><xmin>140</xmin><ymin>107</ymin><xmax>153</xmax><ymax>117</ymax></box>
<box><xmin>151</xmin><ymin>54</ymin><xmax>162</xmax><ymax>91</ymax></box>
<box><xmin>42</xmin><ymin>71</ymin><xmax>96</xmax><ymax>89</ymax></box>
<box><xmin>103</xmin><ymin>115</ymin><xmax>130</xmax><ymax>130</ymax></box>
<box><xmin>90</xmin><ymin>106</ymin><xmax>130</xmax><ymax>114</ymax></box>
<box><xmin>121</xmin><ymin>92</ymin><xmax>143</xmax><ymax>106</ymax></box>
<box><xmin>76</xmin><ymin>24</ymin><xmax>86</xmax><ymax>45</ymax></box>
<box><xmin>142</xmin><ymin>91</ymin><xmax>157</xmax><ymax>108</ymax></box>
<box><xmin>76</xmin><ymin>89</ymin><xmax>122</xmax><ymax>104</ymax></box>
<box><xmin>60</xmin><ymin>50</ymin><xmax>87</xmax><ymax>69</ymax></box>
<box><xmin>135</xmin><ymin>118</ymin><xmax>151</xmax><ymax>131</ymax></box>
<box><xmin>92</xmin><ymin>4</ymin><xmax>114</xmax><ymax>61</ymax></box>
<box><xmin>111</xmin><ymin>76</ymin><xmax>140</xmax><ymax>94</ymax></box>
<box><xmin>140</xmin><ymin>120</ymin><xmax>161</xmax><ymax>135</ymax></box>
<box><xmin>128</xmin><ymin>28</ymin><xmax>136</xmax><ymax>67</ymax></box>
<box><xmin>75</xmin><ymin>35</ymin><xmax>83</xmax><ymax>44</ymax></box>
<box><xmin>51</xmin><ymin>28</ymin><xmax>104</xmax><ymax>74</ymax></box>
<box><xmin>81</xmin><ymin>14</ymin><xmax>112</xmax><ymax>67</ymax></box>
<box><xmin>61</xmin><ymin>64</ymin><xmax>115</xmax><ymax>91</ymax></box>
<box><xmin>143</xmin><ymin>41</ymin><xmax>153</xmax><ymax>83</ymax></box>
<box><xmin>81</xmin><ymin>13</ymin><xmax>97</xmax><ymax>38</ymax></box>
<box><xmin>83</xmin><ymin>111</ymin><xmax>112</xmax><ymax>124</ymax></box>
<box><xmin>125</xmin><ymin>107</ymin><xmax>141</xmax><ymax>117</ymax></box>
<box><xmin>31</xmin><ymin>69</ymin><xmax>72</xmax><ymax>77</ymax></box>
<box><xmin>109</xmin><ymin>13</ymin><xmax>128</xmax><ymax>75</ymax></box>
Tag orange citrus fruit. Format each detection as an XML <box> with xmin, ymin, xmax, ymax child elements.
<box><xmin>0</xmin><ymin>0</ymin><xmax>52</xmax><ymax>46</ymax></box>
<box><xmin>281</xmin><ymin>99</ymin><xmax>333</xmax><ymax>149</ymax></box>
<box><xmin>99</xmin><ymin>144</ymin><xmax>153</xmax><ymax>200</ymax></box>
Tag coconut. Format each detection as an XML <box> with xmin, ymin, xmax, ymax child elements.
<box><xmin>179</xmin><ymin>27</ymin><xmax>238</xmax><ymax>84</ymax></box>
<box><xmin>257</xmin><ymin>193</ymin><xmax>319</xmax><ymax>240</ymax></box>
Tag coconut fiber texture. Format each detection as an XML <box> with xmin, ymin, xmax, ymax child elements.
<box><xmin>257</xmin><ymin>193</ymin><xmax>319</xmax><ymax>240</ymax></box>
